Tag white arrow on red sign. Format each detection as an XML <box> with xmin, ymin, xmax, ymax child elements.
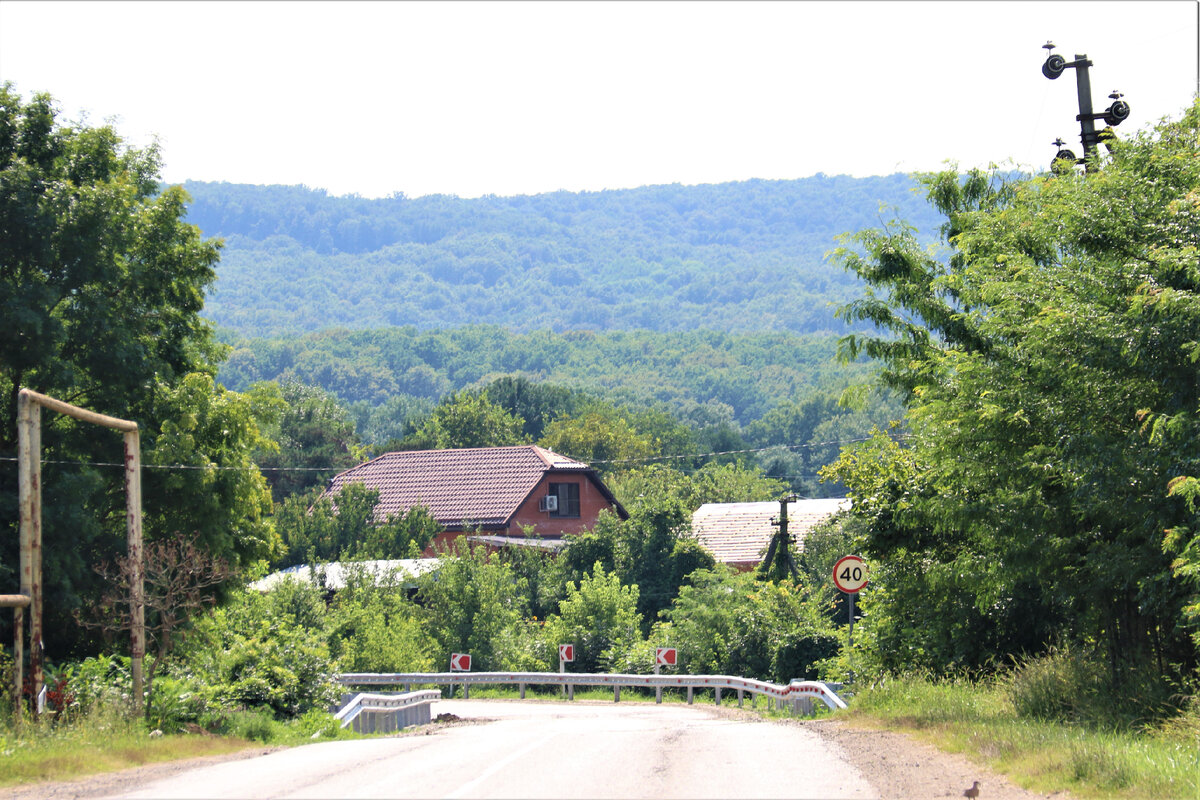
<box><xmin>558</xmin><ymin>644</ymin><xmax>575</xmax><ymax>662</ymax></box>
<box><xmin>655</xmin><ymin>647</ymin><xmax>677</xmax><ymax>666</ymax></box>
<box><xmin>450</xmin><ymin>652</ymin><xmax>472</xmax><ymax>671</ymax></box>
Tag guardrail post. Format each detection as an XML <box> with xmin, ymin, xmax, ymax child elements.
<box><xmin>464</xmin><ymin>684</ymin><xmax>470</xmax><ymax>699</ymax></box>
<box><xmin>613</xmin><ymin>685</ymin><xmax>620</xmax><ymax>703</ymax></box>
<box><xmin>715</xmin><ymin>687</ymin><xmax>722</xmax><ymax>705</ymax></box>
<box><xmin>519</xmin><ymin>683</ymin><xmax>525</xmax><ymax>699</ymax></box>
<box><xmin>687</xmin><ymin>686</ymin><xmax>694</xmax><ymax>704</ymax></box>
<box><xmin>737</xmin><ymin>689</ymin><xmax>744</xmax><ymax>708</ymax></box>
<box><xmin>568</xmin><ymin>683</ymin><xmax>574</xmax><ymax>701</ymax></box>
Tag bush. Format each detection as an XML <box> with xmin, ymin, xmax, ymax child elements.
<box><xmin>175</xmin><ymin>583</ymin><xmax>338</xmax><ymax>719</ymax></box>
<box><xmin>328</xmin><ymin>573</ymin><xmax>437</xmax><ymax>673</ymax></box>
<box><xmin>222</xmin><ymin>708</ymin><xmax>284</xmax><ymax>743</ymax></box>
<box><xmin>542</xmin><ymin>563</ymin><xmax>644</xmax><ymax>674</ymax></box>
<box><xmin>662</xmin><ymin>567</ymin><xmax>839</xmax><ymax>682</ymax></box>
<box><xmin>1004</xmin><ymin>646</ymin><xmax>1108</xmax><ymax>724</ymax></box>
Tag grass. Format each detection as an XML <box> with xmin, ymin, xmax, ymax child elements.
<box><xmin>0</xmin><ymin>705</ymin><xmax>360</xmax><ymax>789</ymax></box>
<box><xmin>840</xmin><ymin>673</ymin><xmax>1200</xmax><ymax>800</ymax></box>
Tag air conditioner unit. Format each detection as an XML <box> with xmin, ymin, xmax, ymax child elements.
<box><xmin>538</xmin><ymin>494</ymin><xmax>558</xmax><ymax>512</ymax></box>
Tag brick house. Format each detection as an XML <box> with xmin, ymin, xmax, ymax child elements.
<box><xmin>324</xmin><ymin>444</ymin><xmax>627</xmax><ymax>554</ymax></box>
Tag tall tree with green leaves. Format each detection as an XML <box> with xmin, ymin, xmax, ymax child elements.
<box><xmin>401</xmin><ymin>390</ymin><xmax>526</xmax><ymax>450</ymax></box>
<box><xmin>0</xmin><ymin>85</ymin><xmax>273</xmax><ymax>653</ymax></box>
<box><xmin>250</xmin><ymin>380</ymin><xmax>362</xmax><ymax>502</ymax></box>
<box><xmin>826</xmin><ymin>102</ymin><xmax>1200</xmax><ymax>679</ymax></box>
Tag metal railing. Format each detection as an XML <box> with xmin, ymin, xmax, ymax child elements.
<box><xmin>334</xmin><ymin>689</ymin><xmax>442</xmax><ymax>733</ymax></box>
<box><xmin>337</xmin><ymin>672</ymin><xmax>847</xmax><ymax>714</ymax></box>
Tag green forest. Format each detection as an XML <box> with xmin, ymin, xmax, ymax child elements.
<box><xmin>183</xmin><ymin>174</ymin><xmax>944</xmax><ymax>337</ymax></box>
<box><xmin>2</xmin><ymin>82</ymin><xmax>1199</xmax><ymax>797</ymax></box>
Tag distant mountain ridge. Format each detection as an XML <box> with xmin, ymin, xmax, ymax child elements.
<box><xmin>182</xmin><ymin>175</ymin><xmax>943</xmax><ymax>338</ymax></box>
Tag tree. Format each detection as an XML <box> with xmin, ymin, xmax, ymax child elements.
<box><xmin>543</xmin><ymin>564</ymin><xmax>643</xmax><ymax>674</ymax></box>
<box><xmin>78</xmin><ymin>535</ymin><xmax>232</xmax><ymax>718</ymax></box>
<box><xmin>826</xmin><ymin>102</ymin><xmax>1200</xmax><ymax>679</ymax></box>
<box><xmin>414</xmin><ymin>541</ymin><xmax>529</xmax><ymax>671</ymax></box>
<box><xmin>272</xmin><ymin>482</ymin><xmax>440</xmax><ymax>569</ymax></box>
<box><xmin>538</xmin><ymin>403</ymin><xmax>656</xmax><ymax>471</ymax></box>
<box><xmin>662</xmin><ymin>566</ymin><xmax>838</xmax><ymax>682</ymax></box>
<box><xmin>250</xmin><ymin>380</ymin><xmax>362</xmax><ymax>502</ymax></box>
<box><xmin>402</xmin><ymin>390</ymin><xmax>526</xmax><ymax>450</ymax></box>
<box><xmin>0</xmin><ymin>85</ymin><xmax>271</xmax><ymax>653</ymax></box>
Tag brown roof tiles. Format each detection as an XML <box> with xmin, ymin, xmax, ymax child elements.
<box><xmin>325</xmin><ymin>445</ymin><xmax>592</xmax><ymax>529</ymax></box>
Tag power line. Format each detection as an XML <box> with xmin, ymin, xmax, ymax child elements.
<box><xmin>0</xmin><ymin>431</ymin><xmax>908</xmax><ymax>474</ymax></box>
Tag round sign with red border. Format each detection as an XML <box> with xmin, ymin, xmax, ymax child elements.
<box><xmin>833</xmin><ymin>555</ymin><xmax>869</xmax><ymax>593</ymax></box>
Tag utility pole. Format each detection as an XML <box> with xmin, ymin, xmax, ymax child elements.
<box><xmin>1041</xmin><ymin>42</ymin><xmax>1130</xmax><ymax>172</ymax></box>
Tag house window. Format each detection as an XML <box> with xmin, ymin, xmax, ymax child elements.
<box><xmin>548</xmin><ymin>482</ymin><xmax>580</xmax><ymax>518</ymax></box>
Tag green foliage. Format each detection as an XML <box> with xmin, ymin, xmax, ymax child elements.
<box><xmin>186</xmin><ymin>175</ymin><xmax>943</xmax><ymax>338</ymax></box>
<box><xmin>606</xmin><ymin>462</ymin><xmax>786</xmax><ymax>510</ymax></box>
<box><xmin>175</xmin><ymin>581</ymin><xmax>338</xmax><ymax>719</ymax></box>
<box><xmin>143</xmin><ymin>372</ymin><xmax>278</xmax><ymax>569</ymax></box>
<box><xmin>217</xmin><ymin>327</ymin><xmax>873</xmax><ymax>432</ymax></box>
<box><xmin>662</xmin><ymin>567</ymin><xmax>838</xmax><ymax>682</ymax></box>
<box><xmin>539</xmin><ymin>404</ymin><xmax>655</xmax><ymax>470</ymax></box>
<box><xmin>326</xmin><ymin>570</ymin><xmax>437</xmax><ymax>673</ymax></box>
<box><xmin>543</xmin><ymin>563</ymin><xmax>644</xmax><ymax>674</ymax></box>
<box><xmin>401</xmin><ymin>390</ymin><xmax>527</xmax><ymax>450</ymax></box>
<box><xmin>414</xmin><ymin>542</ymin><xmax>529</xmax><ymax>671</ymax></box>
<box><xmin>827</xmin><ymin>102</ymin><xmax>1200</xmax><ymax>680</ymax></box>
<box><xmin>272</xmin><ymin>482</ymin><xmax>440</xmax><ymax>568</ymax></box>
<box><xmin>249</xmin><ymin>380</ymin><xmax>362</xmax><ymax>501</ymax></box>
<box><xmin>563</xmin><ymin>492</ymin><xmax>715</xmax><ymax>628</ymax></box>
<box><xmin>0</xmin><ymin>84</ymin><xmax>275</xmax><ymax>656</ymax></box>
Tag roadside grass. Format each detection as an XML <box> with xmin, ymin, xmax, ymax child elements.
<box><xmin>0</xmin><ymin>705</ymin><xmax>359</xmax><ymax>789</ymax></box>
<box><xmin>840</xmin><ymin>673</ymin><xmax>1200</xmax><ymax>800</ymax></box>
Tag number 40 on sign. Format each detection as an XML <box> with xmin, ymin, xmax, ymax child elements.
<box><xmin>833</xmin><ymin>555</ymin><xmax>869</xmax><ymax>593</ymax></box>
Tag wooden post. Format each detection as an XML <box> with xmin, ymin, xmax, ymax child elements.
<box><xmin>15</xmin><ymin>389</ymin><xmax>143</xmax><ymax>719</ymax></box>
<box><xmin>124</xmin><ymin>430</ymin><xmax>144</xmax><ymax>717</ymax></box>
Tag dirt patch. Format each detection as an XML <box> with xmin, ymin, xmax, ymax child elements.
<box><xmin>801</xmin><ymin>718</ymin><xmax>1071</xmax><ymax>800</ymax></box>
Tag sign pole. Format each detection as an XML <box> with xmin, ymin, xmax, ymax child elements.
<box><xmin>848</xmin><ymin>590</ymin><xmax>854</xmax><ymax>649</ymax></box>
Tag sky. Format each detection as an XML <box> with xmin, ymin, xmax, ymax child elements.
<box><xmin>0</xmin><ymin>1</ymin><xmax>1196</xmax><ymax>199</ymax></box>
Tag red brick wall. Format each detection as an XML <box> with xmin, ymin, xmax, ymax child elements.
<box><xmin>420</xmin><ymin>474</ymin><xmax>619</xmax><ymax>555</ymax></box>
<box><xmin>509</xmin><ymin>475</ymin><xmax>615</xmax><ymax>537</ymax></box>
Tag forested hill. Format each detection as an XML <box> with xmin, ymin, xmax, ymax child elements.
<box><xmin>183</xmin><ymin>175</ymin><xmax>944</xmax><ymax>338</ymax></box>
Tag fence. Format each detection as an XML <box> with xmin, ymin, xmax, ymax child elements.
<box><xmin>334</xmin><ymin>689</ymin><xmax>442</xmax><ymax>733</ymax></box>
<box><xmin>337</xmin><ymin>672</ymin><xmax>846</xmax><ymax>715</ymax></box>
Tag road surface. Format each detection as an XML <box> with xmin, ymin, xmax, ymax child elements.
<box><xmin>102</xmin><ymin>698</ymin><xmax>879</xmax><ymax>799</ymax></box>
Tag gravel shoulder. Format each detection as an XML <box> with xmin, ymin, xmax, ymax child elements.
<box><xmin>800</xmin><ymin>717</ymin><xmax>1069</xmax><ymax>800</ymax></box>
<box><xmin>1</xmin><ymin>710</ymin><xmax>1067</xmax><ymax>800</ymax></box>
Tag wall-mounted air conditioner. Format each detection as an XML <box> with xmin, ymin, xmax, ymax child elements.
<box><xmin>538</xmin><ymin>494</ymin><xmax>559</xmax><ymax>512</ymax></box>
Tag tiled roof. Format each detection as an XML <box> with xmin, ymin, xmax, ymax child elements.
<box><xmin>325</xmin><ymin>445</ymin><xmax>591</xmax><ymax>529</ymax></box>
<box><xmin>691</xmin><ymin>498</ymin><xmax>849</xmax><ymax>566</ymax></box>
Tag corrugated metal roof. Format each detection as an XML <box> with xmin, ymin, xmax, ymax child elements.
<box><xmin>691</xmin><ymin>498</ymin><xmax>849</xmax><ymax>565</ymax></box>
<box><xmin>249</xmin><ymin>558</ymin><xmax>440</xmax><ymax>592</ymax></box>
<box><xmin>325</xmin><ymin>445</ymin><xmax>590</xmax><ymax>529</ymax></box>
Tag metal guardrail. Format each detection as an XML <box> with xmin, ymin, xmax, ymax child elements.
<box><xmin>337</xmin><ymin>672</ymin><xmax>847</xmax><ymax>714</ymax></box>
<box><xmin>334</xmin><ymin>689</ymin><xmax>442</xmax><ymax>733</ymax></box>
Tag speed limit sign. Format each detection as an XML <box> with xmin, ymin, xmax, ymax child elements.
<box><xmin>833</xmin><ymin>555</ymin><xmax>869</xmax><ymax>593</ymax></box>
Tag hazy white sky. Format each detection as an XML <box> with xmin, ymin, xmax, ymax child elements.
<box><xmin>1</xmin><ymin>1</ymin><xmax>1196</xmax><ymax>199</ymax></box>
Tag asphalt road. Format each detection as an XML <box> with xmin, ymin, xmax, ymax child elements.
<box><xmin>103</xmin><ymin>699</ymin><xmax>880</xmax><ymax>799</ymax></box>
